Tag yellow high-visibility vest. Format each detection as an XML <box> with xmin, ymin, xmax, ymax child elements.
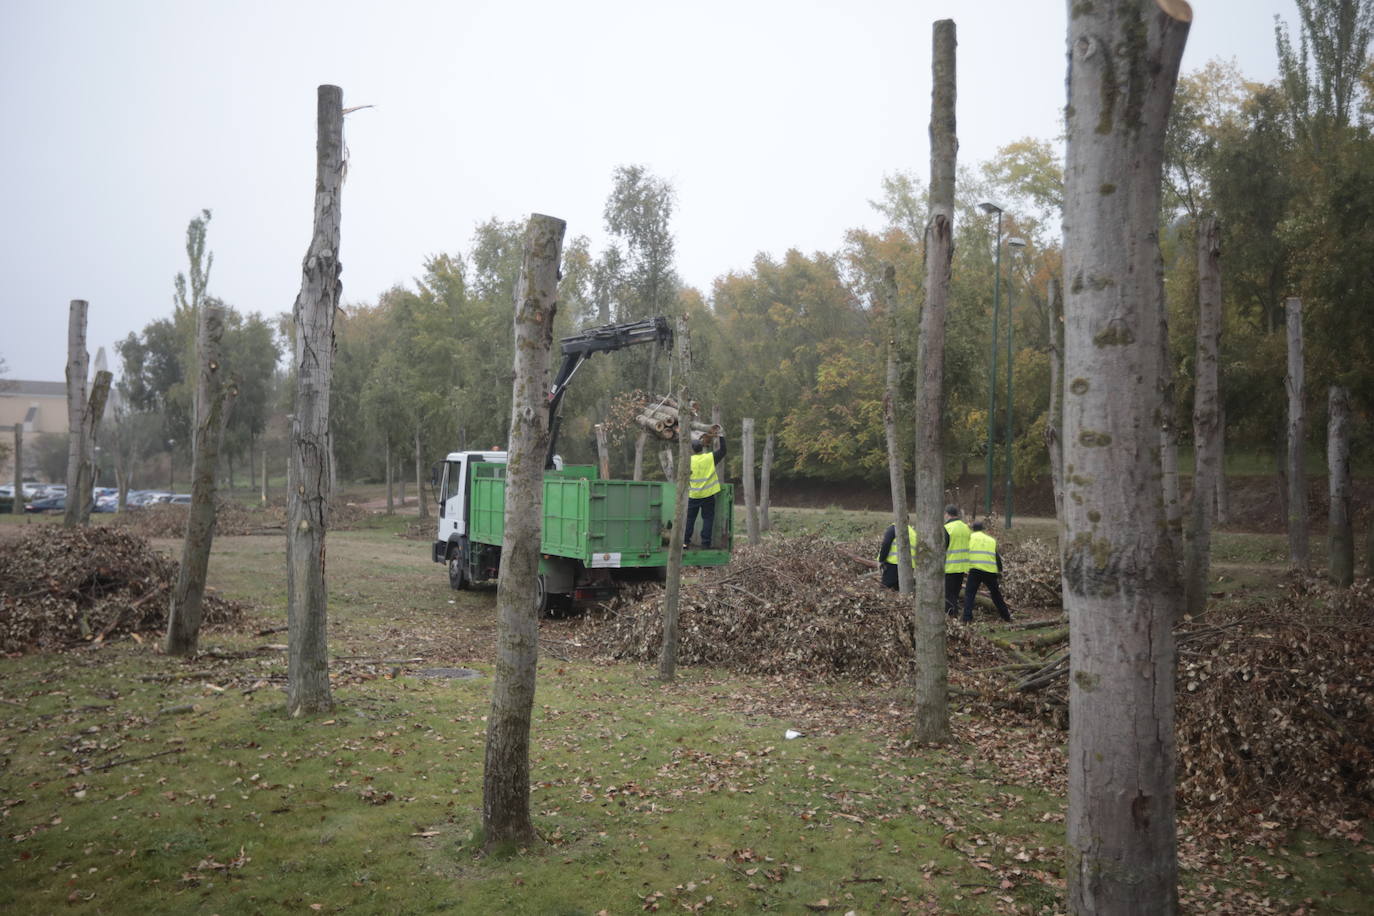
<box><xmin>886</xmin><ymin>525</ymin><xmax>917</xmax><ymax>566</ymax></box>
<box><xmin>944</xmin><ymin>519</ymin><xmax>971</xmax><ymax>574</ymax></box>
<box><xmin>689</xmin><ymin>452</ymin><xmax>720</xmax><ymax>498</ymax></box>
<box><xmin>967</xmin><ymin>531</ymin><xmax>999</xmax><ymax>573</ymax></box>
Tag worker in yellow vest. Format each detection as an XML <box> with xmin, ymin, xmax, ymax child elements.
<box><xmin>684</xmin><ymin>432</ymin><xmax>726</xmax><ymax>549</ymax></box>
<box><xmin>962</xmin><ymin>521</ymin><xmax>1013</xmax><ymax>623</ymax></box>
<box><xmin>943</xmin><ymin>505</ymin><xmax>972</xmax><ymax>617</ymax></box>
<box><xmin>877</xmin><ymin>522</ymin><xmax>917</xmax><ymax>590</ymax></box>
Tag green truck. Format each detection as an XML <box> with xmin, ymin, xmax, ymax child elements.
<box><xmin>430</xmin><ymin>317</ymin><xmax>733</xmax><ymax>613</ymax></box>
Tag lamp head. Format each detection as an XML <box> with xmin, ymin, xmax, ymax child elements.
<box><xmin>978</xmin><ymin>201</ymin><xmax>1003</xmax><ymax>215</ymax></box>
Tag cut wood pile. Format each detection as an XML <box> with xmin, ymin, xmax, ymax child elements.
<box><xmin>0</xmin><ymin>526</ymin><xmax>244</xmax><ymax>654</ymax></box>
<box><xmin>575</xmin><ymin>534</ymin><xmax>1374</xmax><ymax>834</ymax></box>
<box><xmin>606</xmin><ymin>390</ymin><xmax>721</xmax><ymax>444</ymax></box>
<box><xmin>110</xmin><ymin>499</ymin><xmax>372</xmax><ymax>539</ymax></box>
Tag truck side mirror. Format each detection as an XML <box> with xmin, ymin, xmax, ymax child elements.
<box><xmin>429</xmin><ymin>461</ymin><xmax>442</xmax><ymax>488</ymax></box>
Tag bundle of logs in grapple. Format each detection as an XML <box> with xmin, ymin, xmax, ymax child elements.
<box><xmin>632</xmin><ymin>394</ymin><xmax>722</xmax><ymax>443</ymax></box>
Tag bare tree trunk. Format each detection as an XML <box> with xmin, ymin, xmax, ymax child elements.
<box><xmin>415</xmin><ymin>424</ymin><xmax>428</xmax><ymax>520</ymax></box>
<box><xmin>741</xmin><ymin>418</ymin><xmax>761</xmax><ymax>545</ymax></box>
<box><xmin>632</xmin><ymin>431</ymin><xmax>646</xmax><ymax>481</ymax></box>
<box><xmin>595</xmin><ymin>423</ymin><xmax>610</xmax><ymax>479</ymax></box>
<box><xmin>658</xmin><ymin>447</ymin><xmax>674</xmax><ymax>481</ymax></box>
<box><xmin>63</xmin><ymin>300</ymin><xmax>89</xmax><ymax>528</ymax></box>
<box><xmin>759</xmin><ymin>432</ymin><xmax>774</xmax><ymax>532</ymax></box>
<box><xmin>1285</xmin><ymin>296</ymin><xmax>1309</xmax><ymax>570</ymax></box>
<box><xmin>1328</xmin><ymin>385</ymin><xmax>1353</xmax><ymax>586</ymax></box>
<box><xmin>881</xmin><ymin>264</ymin><xmax>914</xmax><ymax>595</ymax></box>
<box><xmin>260</xmin><ymin>445</ymin><xmax>268</xmax><ymax>506</ymax></box>
<box><xmin>166</xmin><ymin>304</ymin><xmax>235</xmax><ymax>656</ymax></box>
<box><xmin>1184</xmin><ymin>216</ymin><xmax>1222</xmax><ymax>619</ymax></box>
<box><xmin>68</xmin><ymin>371</ymin><xmax>112</xmax><ymax>527</ymax></box>
<box><xmin>1044</xmin><ymin>276</ymin><xmax>1065</xmax><ymax>528</ymax></box>
<box><xmin>659</xmin><ymin>317</ymin><xmax>693</xmax><ymax>682</ymax></box>
<box><xmin>12</xmin><ymin>424</ymin><xmax>23</xmax><ymax>515</ymax></box>
<box><xmin>911</xmin><ymin>20</ymin><xmax>957</xmax><ymax>744</ymax></box>
<box><xmin>286</xmin><ymin>84</ymin><xmax>344</xmax><ymax>718</ymax></box>
<box><xmin>1214</xmin><ymin>401</ymin><xmax>1229</xmax><ymax>525</ymax></box>
<box><xmin>1063</xmin><ymin>4</ymin><xmax>1188</xmax><ymax>913</ymax></box>
<box><xmin>385</xmin><ymin>431</ymin><xmax>394</xmax><ymax>514</ymax></box>
<box><xmin>482</xmin><ymin>212</ymin><xmax>564</xmax><ymax>850</ymax></box>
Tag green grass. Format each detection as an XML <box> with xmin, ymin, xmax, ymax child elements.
<box><xmin>2</xmin><ymin>515</ymin><xmax>1371</xmax><ymax>913</ymax></box>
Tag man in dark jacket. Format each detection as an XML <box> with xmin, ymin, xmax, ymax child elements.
<box><xmin>877</xmin><ymin>522</ymin><xmax>917</xmax><ymax>591</ymax></box>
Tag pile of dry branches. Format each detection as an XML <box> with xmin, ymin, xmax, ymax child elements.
<box><xmin>0</xmin><ymin>526</ymin><xmax>244</xmax><ymax>654</ymax></box>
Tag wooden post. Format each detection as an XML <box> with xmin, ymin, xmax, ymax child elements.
<box><xmin>911</xmin><ymin>20</ymin><xmax>957</xmax><ymax>744</ymax></box>
<box><xmin>63</xmin><ymin>300</ymin><xmax>89</xmax><ymax>528</ymax></box>
<box><xmin>1063</xmin><ymin>2</ymin><xmax>1190</xmax><ymax>911</ymax></box>
<box><xmin>880</xmin><ymin>265</ymin><xmax>914</xmax><ymax>595</ymax></box>
<box><xmin>595</xmin><ymin>423</ymin><xmax>610</xmax><ymax>479</ymax></box>
<box><xmin>742</xmin><ymin>418</ymin><xmax>761</xmax><ymax>545</ymax></box>
<box><xmin>1184</xmin><ymin>216</ymin><xmax>1222</xmax><ymax>618</ymax></box>
<box><xmin>11</xmin><ymin>423</ymin><xmax>22</xmax><ymax>515</ymax></box>
<box><xmin>72</xmin><ymin>371</ymin><xmax>112</xmax><ymax>525</ymax></box>
<box><xmin>166</xmin><ymin>303</ymin><xmax>235</xmax><ymax>656</ymax></box>
<box><xmin>286</xmin><ymin>84</ymin><xmax>345</xmax><ymax>718</ymax></box>
<box><xmin>759</xmin><ymin>431</ymin><xmax>773</xmax><ymax>532</ymax></box>
<box><xmin>659</xmin><ymin>316</ymin><xmax>693</xmax><ymax>682</ymax></box>
<box><xmin>415</xmin><ymin>424</ymin><xmax>428</xmax><ymax>520</ymax></box>
<box><xmin>1285</xmin><ymin>296</ymin><xmax>1308</xmax><ymax>570</ymax></box>
<box><xmin>1328</xmin><ymin>385</ymin><xmax>1353</xmax><ymax>586</ymax></box>
<box><xmin>482</xmin><ymin>212</ymin><xmax>564</xmax><ymax>851</ymax></box>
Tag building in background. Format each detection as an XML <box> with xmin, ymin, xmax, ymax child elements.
<box><xmin>1</xmin><ymin>379</ymin><xmax>67</xmax><ymax>482</ymax></box>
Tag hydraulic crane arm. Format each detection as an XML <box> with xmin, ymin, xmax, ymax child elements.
<box><xmin>545</xmin><ymin>316</ymin><xmax>673</xmax><ymax>469</ymax></box>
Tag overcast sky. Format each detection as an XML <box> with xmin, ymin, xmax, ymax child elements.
<box><xmin>1</xmin><ymin>0</ymin><xmax>1295</xmax><ymax>382</ymax></box>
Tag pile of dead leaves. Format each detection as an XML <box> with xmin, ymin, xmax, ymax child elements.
<box><xmin>0</xmin><ymin>526</ymin><xmax>244</xmax><ymax>654</ymax></box>
<box><xmin>1175</xmin><ymin>574</ymin><xmax>1374</xmax><ymax>833</ymax></box>
<box><xmin>1000</xmin><ymin>537</ymin><xmax>1062</xmax><ymax>608</ymax></box>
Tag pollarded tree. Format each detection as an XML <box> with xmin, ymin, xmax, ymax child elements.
<box><xmin>1062</xmin><ymin>1</ymin><xmax>1190</xmax><ymax>912</ymax></box>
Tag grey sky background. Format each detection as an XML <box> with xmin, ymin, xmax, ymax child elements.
<box><xmin>2</xmin><ymin>0</ymin><xmax>1294</xmax><ymax>382</ymax></box>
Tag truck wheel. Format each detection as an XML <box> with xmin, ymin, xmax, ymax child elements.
<box><xmin>535</xmin><ymin>575</ymin><xmax>551</xmax><ymax>617</ymax></box>
<box><xmin>448</xmin><ymin>547</ymin><xmax>469</xmax><ymax>590</ymax></box>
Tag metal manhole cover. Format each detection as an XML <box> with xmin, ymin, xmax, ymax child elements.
<box><xmin>415</xmin><ymin>667</ymin><xmax>483</xmax><ymax>679</ymax></box>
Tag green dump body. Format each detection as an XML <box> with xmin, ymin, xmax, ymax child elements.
<box><xmin>468</xmin><ymin>462</ymin><xmax>732</xmax><ymax>568</ymax></box>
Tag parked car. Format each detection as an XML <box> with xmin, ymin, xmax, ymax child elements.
<box><xmin>25</xmin><ymin>495</ymin><xmax>67</xmax><ymax>513</ymax></box>
<box><xmin>169</xmin><ymin>494</ymin><xmax>192</xmax><ymax>505</ymax></box>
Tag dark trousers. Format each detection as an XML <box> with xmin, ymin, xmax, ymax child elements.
<box><xmin>944</xmin><ymin>572</ymin><xmax>965</xmax><ymax>616</ymax></box>
<box><xmin>685</xmin><ymin>494</ymin><xmax>717</xmax><ymax>548</ymax></box>
<box><xmin>963</xmin><ymin>569</ymin><xmax>1011</xmax><ymax>621</ymax></box>
<box><xmin>881</xmin><ymin>563</ymin><xmax>899</xmax><ymax>590</ymax></box>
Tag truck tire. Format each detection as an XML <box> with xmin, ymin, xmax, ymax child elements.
<box><xmin>535</xmin><ymin>574</ymin><xmax>551</xmax><ymax>617</ymax></box>
<box><xmin>447</xmin><ymin>543</ymin><xmax>470</xmax><ymax>590</ymax></box>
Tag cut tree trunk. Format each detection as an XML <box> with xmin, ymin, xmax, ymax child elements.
<box><xmin>11</xmin><ymin>424</ymin><xmax>22</xmax><ymax>516</ymax></box>
<box><xmin>760</xmin><ymin>432</ymin><xmax>773</xmax><ymax>532</ymax></box>
<box><xmin>286</xmin><ymin>84</ymin><xmax>344</xmax><ymax>718</ymax></box>
<box><xmin>166</xmin><ymin>304</ymin><xmax>235</xmax><ymax>656</ymax></box>
<box><xmin>595</xmin><ymin>423</ymin><xmax>610</xmax><ymax>479</ymax></box>
<box><xmin>385</xmin><ymin>431</ymin><xmax>394</xmax><ymax>514</ymax></box>
<box><xmin>260</xmin><ymin>446</ymin><xmax>268</xmax><ymax>506</ymax></box>
<box><xmin>1214</xmin><ymin>402</ymin><xmax>1229</xmax><ymax>524</ymax></box>
<box><xmin>70</xmin><ymin>371</ymin><xmax>112</xmax><ymax>527</ymax></box>
<box><xmin>63</xmin><ymin>300</ymin><xmax>89</xmax><ymax>528</ymax></box>
<box><xmin>658</xmin><ymin>448</ymin><xmax>673</xmax><ymax>481</ymax></box>
<box><xmin>483</xmin><ymin>212</ymin><xmax>564</xmax><ymax>851</ymax></box>
<box><xmin>911</xmin><ymin>20</ymin><xmax>956</xmax><ymax>744</ymax></box>
<box><xmin>1328</xmin><ymin>385</ymin><xmax>1353</xmax><ymax>586</ymax></box>
<box><xmin>1285</xmin><ymin>296</ymin><xmax>1308</xmax><ymax>570</ymax></box>
<box><xmin>881</xmin><ymin>264</ymin><xmax>914</xmax><ymax>595</ymax></box>
<box><xmin>742</xmin><ymin>417</ymin><xmax>761</xmax><ymax>545</ymax></box>
<box><xmin>659</xmin><ymin>316</ymin><xmax>694</xmax><ymax>683</ymax></box>
<box><xmin>633</xmin><ymin>431</ymin><xmax>646</xmax><ymax>481</ymax></box>
<box><xmin>1184</xmin><ymin>216</ymin><xmax>1222</xmax><ymax>619</ymax></box>
<box><xmin>1063</xmin><ymin>3</ymin><xmax>1189</xmax><ymax>913</ymax></box>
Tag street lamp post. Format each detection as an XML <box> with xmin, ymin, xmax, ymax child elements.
<box><xmin>1004</xmin><ymin>237</ymin><xmax>1027</xmax><ymax>528</ymax></box>
<box><xmin>979</xmin><ymin>202</ymin><xmax>1007</xmax><ymax>519</ymax></box>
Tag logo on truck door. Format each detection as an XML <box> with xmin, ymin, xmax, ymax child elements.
<box><xmin>590</xmin><ymin>552</ymin><xmax>622</xmax><ymax>568</ymax></box>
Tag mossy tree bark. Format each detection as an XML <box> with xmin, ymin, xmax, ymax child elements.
<box><xmin>911</xmin><ymin>19</ymin><xmax>956</xmax><ymax>744</ymax></box>
<box><xmin>1063</xmin><ymin>1</ymin><xmax>1190</xmax><ymax>912</ymax></box>
<box><xmin>287</xmin><ymin>85</ymin><xmax>344</xmax><ymax>718</ymax></box>
<box><xmin>482</xmin><ymin>212</ymin><xmax>564</xmax><ymax>850</ymax></box>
